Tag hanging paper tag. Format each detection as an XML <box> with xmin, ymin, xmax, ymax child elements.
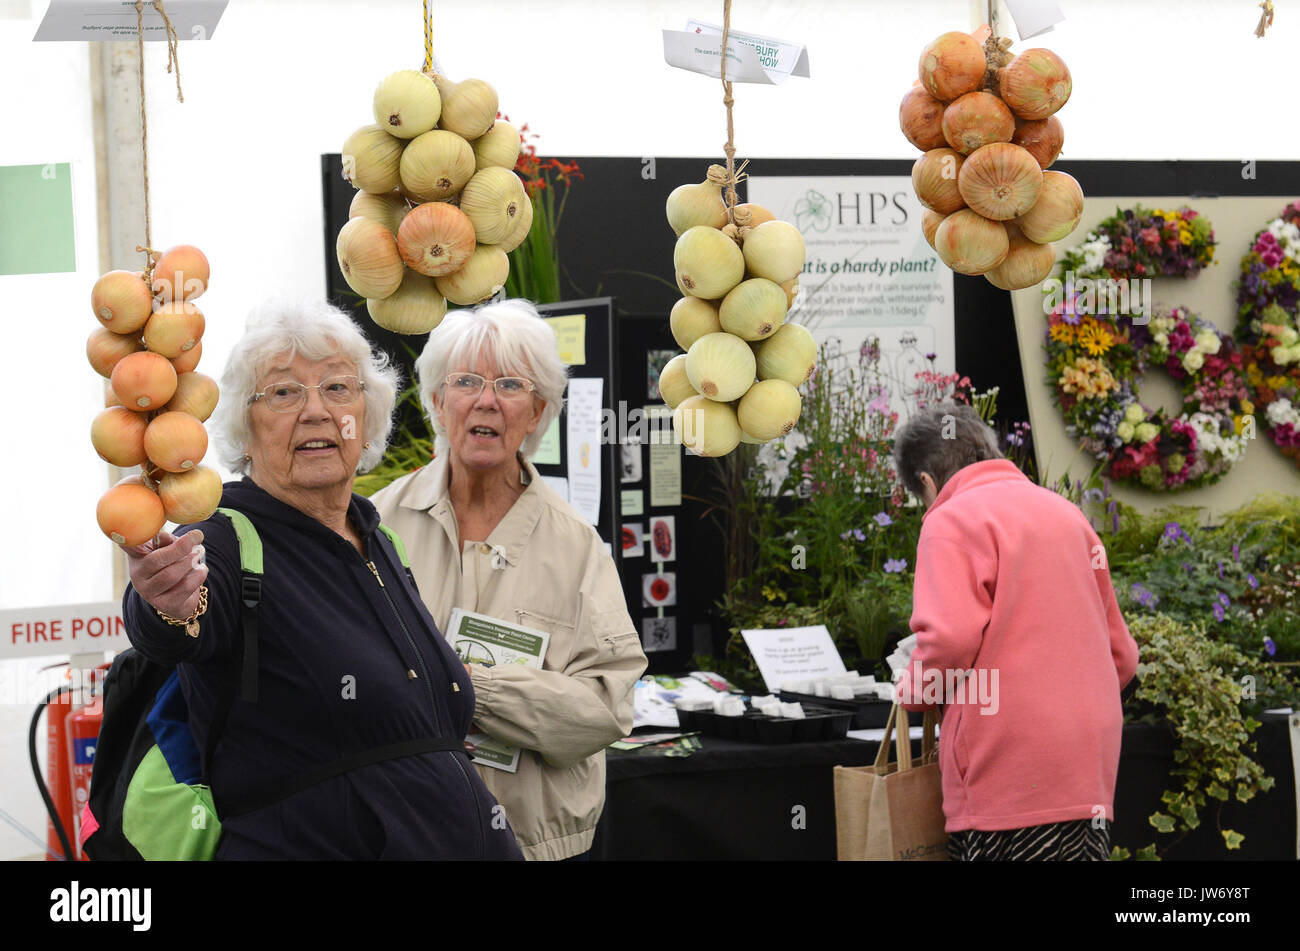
<box><xmin>663</xmin><ymin>19</ymin><xmax>810</xmax><ymax>85</ymax></box>
<box><xmin>34</xmin><ymin>0</ymin><xmax>228</xmax><ymax>42</ymax></box>
<box><xmin>1002</xmin><ymin>0</ymin><xmax>1066</xmax><ymax>40</ymax></box>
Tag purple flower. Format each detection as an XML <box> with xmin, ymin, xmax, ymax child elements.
<box><xmin>1218</xmin><ymin>561</ymin><xmax>1224</xmax><ymax>579</ymax></box>
<box><xmin>840</xmin><ymin>528</ymin><xmax>867</xmax><ymax>542</ymax></box>
<box><xmin>1217</xmin><ymin>592</ymin><xmax>1230</xmax><ymax>608</ymax></box>
<box><xmin>1163</xmin><ymin>522</ymin><xmax>1182</xmax><ymax>540</ymax></box>
<box><xmin>1264</xmin><ymin>638</ymin><xmax>1277</xmax><ymax>657</ymax></box>
<box><xmin>1182</xmin><ymin>562</ymin><xmax>1193</xmax><ymax>574</ymax></box>
<box><xmin>1247</xmin><ymin>574</ymin><xmax>1258</xmax><ymax>589</ymax></box>
<box><xmin>1082</xmin><ymin>488</ymin><xmax>1105</xmax><ymax>503</ymax></box>
<box><xmin>924</xmin><ymin>352</ymin><xmax>936</xmax><ymax>362</ymax></box>
<box><xmin>1213</xmin><ymin>602</ymin><xmax>1225</xmax><ymax>622</ymax></box>
<box><xmin>874</xmin><ymin>512</ymin><xmax>893</xmax><ymax>528</ymax></box>
<box><xmin>883</xmin><ymin>558</ymin><xmax>907</xmax><ymax>574</ymax></box>
<box><xmin>1232</xmin><ymin>543</ymin><xmax>1240</xmax><ymax>562</ymax></box>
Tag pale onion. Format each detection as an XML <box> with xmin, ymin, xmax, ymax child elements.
<box><xmin>899</xmin><ymin>86</ymin><xmax>948</xmax><ymax>151</ymax></box>
<box><xmin>719</xmin><ymin>278</ymin><xmax>788</xmax><ymax>341</ymax></box>
<box><xmin>150</xmin><ymin>245</ymin><xmax>210</xmax><ymax>304</ymax></box>
<box><xmin>921</xmin><ymin>209</ymin><xmax>947</xmax><ymax>249</ymax></box>
<box><xmin>942</xmin><ymin>92</ymin><xmax>1016</xmax><ymax>155</ymax></box>
<box><xmin>998</xmin><ymin>49</ymin><xmax>1071</xmax><ymax>120</ymax></box>
<box><xmin>341</xmin><ymin>124</ymin><xmax>405</xmax><ymax>194</ymax></box>
<box><xmin>986</xmin><ymin>231</ymin><xmax>1056</xmax><ymax>290</ymax></box>
<box><xmin>459</xmin><ymin>167</ymin><xmax>528</xmax><ymax>245</ymax></box>
<box><xmin>172</xmin><ymin>341</ymin><xmax>202</xmax><ymax>374</ymax></box>
<box><xmin>737</xmin><ymin>379</ymin><xmax>802</xmax><ymax>440</ymax></box>
<box><xmin>111</xmin><ymin>351</ymin><xmax>177</xmax><ymax>410</ymax></box>
<box><xmin>1016</xmin><ymin>170</ymin><xmax>1084</xmax><ymax>243</ymax></box>
<box><xmin>674</xmin><ymin>226</ymin><xmax>745</xmax><ymax>300</ymax></box>
<box><xmin>754</xmin><ymin>322</ymin><xmax>816</xmax><ymax>386</ymax></box>
<box><xmin>1011</xmin><ymin>116</ymin><xmax>1064</xmax><ymax>170</ymax></box>
<box><xmin>471</xmin><ymin>120</ymin><xmax>521</xmax><ymax>171</ymax></box>
<box><xmin>957</xmin><ymin>143</ymin><xmax>1043</xmax><ymax>221</ymax></box>
<box><xmin>670</xmin><ymin>297</ymin><xmax>723</xmax><ymax>351</ymax></box>
<box><xmin>396</xmin><ymin>202</ymin><xmax>476</xmax><ymax>277</ymax></box>
<box><xmin>157</xmin><ymin>466</ymin><xmax>223</xmax><ymax>524</ymax></box>
<box><xmin>673</xmin><ymin>395</ymin><xmax>742</xmax><ymax>457</ymax></box>
<box><xmin>434</xmin><ymin>245</ymin><xmax>509</xmax><ymax>307</ymax></box>
<box><xmin>143</xmin><ymin>301</ymin><xmax>206</xmax><ymax>358</ymax></box>
<box><xmin>398</xmin><ymin>130</ymin><xmax>475</xmax><ymax>202</ymax></box>
<box><xmin>685</xmin><ymin>332</ymin><xmax>756</xmax><ymax>402</ymax></box>
<box><xmin>91</xmin><ymin>270</ymin><xmax>153</xmax><ymax>334</ymax></box>
<box><xmin>739</xmin><ymin>430</ymin><xmax>767</xmax><ymax>445</ymax></box>
<box><xmin>96</xmin><ymin>482</ymin><xmax>165</xmax><ymax>546</ymax></box>
<box><xmin>666</xmin><ymin>166</ymin><xmax>729</xmax><ymax>236</ymax></box>
<box><xmin>431</xmin><ymin>75</ymin><xmax>498</xmax><ymax>139</ymax></box>
<box><xmin>87</xmin><ymin>327</ymin><xmax>144</xmax><ymax>379</ymax></box>
<box><xmin>934</xmin><ymin>209</ymin><xmax>1010</xmax><ymax>275</ymax></box>
<box><xmin>911</xmin><ymin>148</ymin><xmax>966</xmax><ymax>214</ymax></box>
<box><xmin>497</xmin><ymin>192</ymin><xmax>534</xmax><ymax>253</ymax></box>
<box><xmin>144</xmin><ymin>411</ymin><xmax>208</xmax><ymax>473</ymax></box>
<box><xmin>780</xmin><ymin>278</ymin><xmax>799</xmax><ymax>308</ymax></box>
<box><xmin>90</xmin><ymin>406</ymin><xmax>149</xmax><ymax>467</ymax></box>
<box><xmin>732</xmin><ymin>203</ymin><xmax>775</xmax><ymax>228</ymax></box>
<box><xmin>349</xmin><ymin>189</ymin><xmax>411</xmax><ymax>235</ymax></box>
<box><xmin>373</xmin><ymin>70</ymin><xmax>441</xmax><ymax>139</ymax></box>
<box><xmin>740</xmin><ymin>220</ymin><xmax>806</xmax><ymax>285</ymax></box>
<box><xmin>162</xmin><ymin>371</ymin><xmax>220</xmax><ymax>422</ymax></box>
<box><xmin>336</xmin><ymin>216</ymin><xmax>404</xmax><ymax>298</ymax></box>
<box><xmin>368</xmin><ymin>268</ymin><xmax>448</xmax><ymax>334</ymax></box>
<box><xmin>918</xmin><ymin>32</ymin><xmax>986</xmax><ymax>101</ymax></box>
<box><xmin>657</xmin><ymin>354</ymin><xmax>697</xmax><ymax>409</ymax></box>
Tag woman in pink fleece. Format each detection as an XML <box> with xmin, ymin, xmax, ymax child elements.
<box><xmin>891</xmin><ymin>404</ymin><xmax>1139</xmax><ymax>861</ymax></box>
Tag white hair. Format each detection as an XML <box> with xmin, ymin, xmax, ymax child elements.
<box><xmin>211</xmin><ymin>298</ymin><xmax>401</xmax><ymax>475</ymax></box>
<box><xmin>414</xmin><ymin>298</ymin><xmax>568</xmax><ymax>458</ymax></box>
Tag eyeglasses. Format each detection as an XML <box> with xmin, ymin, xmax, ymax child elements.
<box><xmin>443</xmin><ymin>372</ymin><xmax>536</xmax><ymax>401</ymax></box>
<box><xmin>249</xmin><ymin>376</ymin><xmax>366</xmax><ymax>413</ymax></box>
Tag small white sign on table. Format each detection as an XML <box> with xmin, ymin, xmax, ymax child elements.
<box><xmin>740</xmin><ymin>624</ymin><xmax>846</xmax><ymax>693</ymax></box>
<box><xmin>34</xmin><ymin>0</ymin><xmax>227</xmax><ymax>41</ymax></box>
<box><xmin>663</xmin><ymin>19</ymin><xmax>809</xmax><ymax>85</ymax></box>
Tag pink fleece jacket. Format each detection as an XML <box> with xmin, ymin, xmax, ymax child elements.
<box><xmin>896</xmin><ymin>460</ymin><xmax>1139</xmax><ymax>833</ymax></box>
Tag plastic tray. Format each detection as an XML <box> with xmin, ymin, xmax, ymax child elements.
<box><xmin>778</xmin><ymin>690</ymin><xmax>895</xmax><ymax>729</ymax></box>
<box><xmin>676</xmin><ymin>703</ymin><xmax>854</xmax><ymax>744</ymax></box>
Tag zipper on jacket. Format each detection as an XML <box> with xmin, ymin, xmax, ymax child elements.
<box><xmin>356</xmin><ymin>549</ymin><xmax>440</xmax><ymax>734</ymax></box>
<box><xmin>366</xmin><ymin>561</ymin><xmax>384</xmax><ymax>587</ymax></box>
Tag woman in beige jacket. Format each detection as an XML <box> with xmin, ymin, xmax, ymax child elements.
<box><xmin>370</xmin><ymin>299</ymin><xmax>647</xmax><ymax>860</ymax></box>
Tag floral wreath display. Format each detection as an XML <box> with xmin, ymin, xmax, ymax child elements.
<box><xmin>1060</xmin><ymin>205</ymin><xmax>1217</xmax><ymax>280</ymax></box>
<box><xmin>1234</xmin><ymin>201</ymin><xmax>1300</xmax><ymax>469</ymax></box>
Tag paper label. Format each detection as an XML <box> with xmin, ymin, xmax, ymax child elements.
<box><xmin>0</xmin><ymin>164</ymin><xmax>75</xmax><ymax>275</ymax></box>
<box><xmin>649</xmin><ymin>440</ymin><xmax>682</xmax><ymax>508</ymax></box>
<box><xmin>1002</xmin><ymin>0</ymin><xmax>1066</xmax><ymax>39</ymax></box>
<box><xmin>543</xmin><ymin>313</ymin><xmax>586</xmax><ymax>366</ymax></box>
<box><xmin>565</xmin><ymin>378</ymin><xmax>603</xmax><ymax>525</ymax></box>
<box><xmin>740</xmin><ymin>625</ymin><xmax>847</xmax><ymax>693</ymax></box>
<box><xmin>663</xmin><ymin>19</ymin><xmax>810</xmax><ymax>84</ymax></box>
<box><xmin>34</xmin><ymin>0</ymin><xmax>228</xmax><ymax>41</ymax></box>
<box><xmin>621</xmin><ymin>489</ymin><xmax>644</xmax><ymax>516</ymax></box>
<box><xmin>533</xmin><ymin>417</ymin><xmax>561</xmax><ymax>466</ymax></box>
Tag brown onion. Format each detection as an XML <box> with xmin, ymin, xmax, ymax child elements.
<box><xmin>91</xmin><ymin>270</ymin><xmax>153</xmax><ymax>334</ymax></box>
<box><xmin>111</xmin><ymin>351</ymin><xmax>178</xmax><ymax>410</ymax></box>
<box><xmin>143</xmin><ymin>301</ymin><xmax>206</xmax><ymax>358</ymax></box>
<box><xmin>97</xmin><ymin>482</ymin><xmax>166</xmax><ymax>546</ymax></box>
<box><xmin>157</xmin><ymin>466</ymin><xmax>223</xmax><ymax>524</ymax></box>
<box><xmin>998</xmin><ymin>49</ymin><xmax>1071</xmax><ymax>120</ymax></box>
<box><xmin>1016</xmin><ymin>170</ymin><xmax>1084</xmax><ymax>243</ymax></box>
<box><xmin>899</xmin><ymin>86</ymin><xmax>948</xmax><ymax>151</ymax></box>
<box><xmin>87</xmin><ymin>327</ymin><xmax>144</xmax><ymax>378</ymax></box>
<box><xmin>921</xmin><ymin>210</ymin><xmax>947</xmax><ymax>249</ymax></box>
<box><xmin>90</xmin><ymin>406</ymin><xmax>150</xmax><ymax>467</ymax></box>
<box><xmin>151</xmin><ymin>245</ymin><xmax>210</xmax><ymax>304</ymax></box>
<box><xmin>172</xmin><ymin>341</ymin><xmax>203</xmax><ymax>374</ymax></box>
<box><xmin>934</xmin><ymin>209</ymin><xmax>1009</xmax><ymax>275</ymax></box>
<box><xmin>957</xmin><ymin>143</ymin><xmax>1043</xmax><ymax>221</ymax></box>
<box><xmin>1012</xmin><ymin>116</ymin><xmax>1064</xmax><ymax>169</ymax></box>
<box><xmin>337</xmin><ymin>216</ymin><xmax>404</xmax><ymax>298</ymax></box>
<box><xmin>986</xmin><ymin>230</ymin><xmax>1056</xmax><ymax>290</ymax></box>
<box><xmin>396</xmin><ymin>202</ymin><xmax>476</xmax><ymax>277</ymax></box>
<box><xmin>732</xmin><ymin>203</ymin><xmax>775</xmax><ymax>228</ymax></box>
<box><xmin>942</xmin><ymin>92</ymin><xmax>1015</xmax><ymax>155</ymax></box>
<box><xmin>144</xmin><ymin>411</ymin><xmax>208</xmax><ymax>473</ymax></box>
<box><xmin>163</xmin><ymin>372</ymin><xmax>220</xmax><ymax>422</ymax></box>
<box><xmin>918</xmin><ymin>32</ymin><xmax>985</xmax><ymax>101</ymax></box>
<box><xmin>911</xmin><ymin>148</ymin><xmax>966</xmax><ymax>214</ymax></box>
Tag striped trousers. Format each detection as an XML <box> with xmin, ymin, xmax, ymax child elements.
<box><xmin>946</xmin><ymin>818</ymin><xmax>1110</xmax><ymax>861</ymax></box>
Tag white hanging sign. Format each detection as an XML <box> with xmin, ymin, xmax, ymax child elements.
<box><xmin>34</xmin><ymin>0</ymin><xmax>227</xmax><ymax>41</ymax></box>
<box><xmin>0</xmin><ymin>602</ymin><xmax>127</xmax><ymax>659</ymax></box>
<box><xmin>1002</xmin><ymin>0</ymin><xmax>1066</xmax><ymax>40</ymax></box>
<box><xmin>663</xmin><ymin>19</ymin><xmax>810</xmax><ymax>85</ymax></box>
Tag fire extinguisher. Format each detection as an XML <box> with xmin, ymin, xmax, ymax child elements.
<box><xmin>41</xmin><ymin>677</ymin><xmax>77</xmax><ymax>861</ymax></box>
<box><xmin>66</xmin><ymin>687</ymin><xmax>104</xmax><ymax>861</ymax></box>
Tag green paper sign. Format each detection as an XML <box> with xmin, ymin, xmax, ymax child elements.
<box><xmin>0</xmin><ymin>164</ymin><xmax>75</xmax><ymax>276</ymax></box>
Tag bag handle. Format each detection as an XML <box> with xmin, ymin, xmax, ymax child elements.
<box><xmin>874</xmin><ymin>703</ymin><xmax>941</xmax><ymax>771</ymax></box>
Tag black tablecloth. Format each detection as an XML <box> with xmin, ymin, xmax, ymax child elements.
<box><xmin>591</xmin><ymin>713</ymin><xmax>1296</xmax><ymax>860</ymax></box>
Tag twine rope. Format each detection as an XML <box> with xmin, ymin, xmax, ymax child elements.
<box><xmin>133</xmin><ymin>1</ymin><xmax>185</xmax><ymax>272</ymax></box>
<box><xmin>720</xmin><ymin>0</ymin><xmax>739</xmax><ymax>225</ymax></box>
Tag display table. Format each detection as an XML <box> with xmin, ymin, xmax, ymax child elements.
<box><xmin>591</xmin><ymin>714</ymin><xmax>1296</xmax><ymax>860</ymax></box>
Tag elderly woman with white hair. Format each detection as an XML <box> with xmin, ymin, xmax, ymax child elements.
<box><xmin>119</xmin><ymin>298</ymin><xmax>523</xmax><ymax>860</ymax></box>
<box><xmin>370</xmin><ymin>298</ymin><xmax>647</xmax><ymax>861</ymax></box>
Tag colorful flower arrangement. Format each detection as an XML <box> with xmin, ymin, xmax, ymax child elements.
<box><xmin>1046</xmin><ymin>298</ymin><xmax>1252</xmax><ymax>490</ymax></box>
<box><xmin>1059</xmin><ymin>205</ymin><xmax>1216</xmax><ymax>280</ymax></box>
<box><xmin>1234</xmin><ymin>200</ymin><xmax>1300</xmax><ymax>469</ymax></box>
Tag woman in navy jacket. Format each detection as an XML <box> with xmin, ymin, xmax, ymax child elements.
<box><xmin>121</xmin><ymin>300</ymin><xmax>521</xmax><ymax>860</ymax></box>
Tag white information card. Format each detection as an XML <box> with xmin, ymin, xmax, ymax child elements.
<box><xmin>740</xmin><ymin>625</ymin><xmax>847</xmax><ymax>694</ymax></box>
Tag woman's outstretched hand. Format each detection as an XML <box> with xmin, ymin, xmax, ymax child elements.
<box><xmin>122</xmin><ymin>530</ymin><xmax>208</xmax><ymax>622</ymax></box>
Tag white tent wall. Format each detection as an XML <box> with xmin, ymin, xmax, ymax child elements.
<box><xmin>0</xmin><ymin>0</ymin><xmax>1294</xmax><ymax>859</ymax></box>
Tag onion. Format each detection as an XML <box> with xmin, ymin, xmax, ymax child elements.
<box><xmin>471</xmin><ymin>120</ymin><xmax>521</xmax><ymax>171</ymax></box>
<box><xmin>911</xmin><ymin>148</ymin><xmax>966</xmax><ymax>214</ymax></box>
<box><xmin>670</xmin><ymin>297</ymin><xmax>723</xmax><ymax>351</ymax></box>
<box><xmin>497</xmin><ymin>193</ymin><xmax>534</xmax><ymax>253</ymax></box>
<box><xmin>899</xmin><ymin>86</ymin><xmax>948</xmax><ymax>151</ymax></box>
<box><xmin>754</xmin><ymin>322</ymin><xmax>816</xmax><ymax>386</ymax></box>
<box><xmin>90</xmin><ymin>406</ymin><xmax>149</xmax><ymax>467</ymax></box>
<box><xmin>91</xmin><ymin>270</ymin><xmax>153</xmax><ymax>334</ymax></box>
<box><xmin>396</xmin><ymin>202</ymin><xmax>475</xmax><ymax>277</ymax></box>
<box><xmin>373</xmin><ymin>70</ymin><xmax>441</xmax><ymax>139</ymax></box>
<box><xmin>111</xmin><ymin>351</ymin><xmax>177</xmax><ymax>410</ymax></box>
<box><xmin>957</xmin><ymin>143</ymin><xmax>1043</xmax><ymax>221</ymax></box>
<box><xmin>87</xmin><ymin>327</ymin><xmax>144</xmax><ymax>379</ymax></box>
<box><xmin>434</xmin><ymin>245</ymin><xmax>509</xmax><ymax>306</ymax></box>
<box><xmin>97</xmin><ymin>482</ymin><xmax>166</xmax><ymax>546</ymax></box>
<box><xmin>430</xmin><ymin>76</ymin><xmax>498</xmax><ymax>140</ymax></box>
<box><xmin>732</xmin><ymin>203</ymin><xmax>775</xmax><ymax>228</ymax></box>
<box><xmin>1011</xmin><ymin>116</ymin><xmax>1064</xmax><ymax>169</ymax></box>
<box><xmin>369</xmin><ymin>268</ymin><xmax>448</xmax><ymax>334</ymax></box>
<box><xmin>341</xmin><ymin>124</ymin><xmax>405</xmax><ymax>194</ymax></box>
<box><xmin>918</xmin><ymin>32</ymin><xmax>986</xmax><ymax>101</ymax></box>
<box><xmin>737</xmin><ymin>379</ymin><xmax>802</xmax><ymax>440</ymax></box>
<box><xmin>150</xmin><ymin>245</ymin><xmax>210</xmax><ymax>304</ymax></box>
<box><xmin>143</xmin><ymin>301</ymin><xmax>206</xmax><ymax>358</ymax></box>
<box><xmin>1016</xmin><ymin>170</ymin><xmax>1084</xmax><ymax>243</ymax></box>
<box><xmin>934</xmin><ymin>209</ymin><xmax>1009</xmax><ymax>275</ymax></box>
<box><xmin>779</xmin><ymin>278</ymin><xmax>799</xmax><ymax>308</ymax></box>
<box><xmin>459</xmin><ymin>166</ymin><xmax>529</xmax><ymax>245</ymax></box>
<box><xmin>740</xmin><ymin>220</ymin><xmax>805</xmax><ymax>285</ymax></box>
<box><xmin>337</xmin><ymin>216</ymin><xmax>404</xmax><ymax>298</ymax></box>
<box><xmin>399</xmin><ymin>130</ymin><xmax>475</xmax><ymax>203</ymax></box>
<box><xmin>921</xmin><ymin>209</ymin><xmax>947</xmax><ymax>249</ymax></box>
<box><xmin>719</xmin><ymin>278</ymin><xmax>788</xmax><ymax>341</ymax></box>
<box><xmin>144</xmin><ymin>411</ymin><xmax>208</xmax><ymax>473</ymax></box>
<box><xmin>163</xmin><ymin>371</ymin><xmax>220</xmax><ymax>422</ymax></box>
<box><xmin>673</xmin><ymin>395</ymin><xmax>742</xmax><ymax>457</ymax></box>
<box><xmin>350</xmin><ymin>189</ymin><xmax>410</xmax><ymax>235</ymax></box>
<box><xmin>674</xmin><ymin>226</ymin><xmax>745</xmax><ymax>300</ymax></box>
<box><xmin>986</xmin><ymin>231</ymin><xmax>1056</xmax><ymax>290</ymax></box>
<box><xmin>666</xmin><ymin>166</ymin><xmax>729</xmax><ymax>236</ymax></box>
<box><xmin>657</xmin><ymin>354</ymin><xmax>697</xmax><ymax>409</ymax></box>
<box><xmin>172</xmin><ymin>341</ymin><xmax>202</xmax><ymax>374</ymax></box>
<box><xmin>942</xmin><ymin>92</ymin><xmax>1015</xmax><ymax>155</ymax></box>
<box><xmin>157</xmin><ymin>466</ymin><xmax>224</xmax><ymax>524</ymax></box>
<box><xmin>998</xmin><ymin>49</ymin><xmax>1071</xmax><ymax>120</ymax></box>
<box><xmin>105</xmin><ymin>383</ymin><xmax>122</xmax><ymax>408</ymax></box>
<box><xmin>685</xmin><ymin>332</ymin><xmax>756</xmax><ymax>402</ymax></box>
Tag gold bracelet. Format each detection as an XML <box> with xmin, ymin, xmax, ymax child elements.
<box><xmin>156</xmin><ymin>585</ymin><xmax>209</xmax><ymax>638</ymax></box>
